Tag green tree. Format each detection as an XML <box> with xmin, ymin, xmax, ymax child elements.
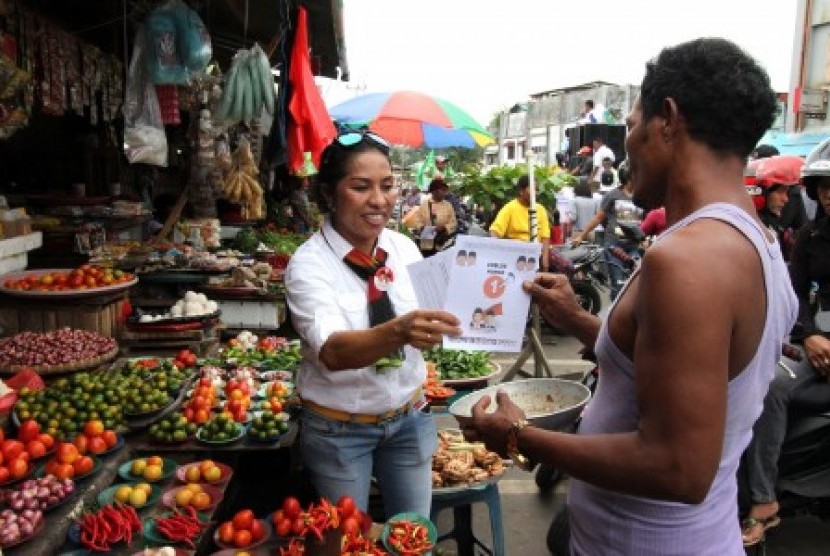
<box><xmin>458</xmin><ymin>164</ymin><xmax>576</xmax><ymax>224</ymax></box>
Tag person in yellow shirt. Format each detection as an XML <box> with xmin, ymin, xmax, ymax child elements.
<box><xmin>489</xmin><ymin>174</ymin><xmax>551</xmax><ymax>270</ymax></box>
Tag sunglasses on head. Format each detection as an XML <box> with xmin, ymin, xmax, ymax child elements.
<box><xmin>334</xmin><ymin>130</ymin><xmax>390</xmax><ymax>149</ymax></box>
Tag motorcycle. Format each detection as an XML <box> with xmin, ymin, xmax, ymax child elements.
<box><xmin>549</xmin><ymin>242</ymin><xmax>639</xmax><ymax>316</ymax></box>
<box><xmin>737</xmin><ymin>345</ymin><xmax>830</xmax><ymax>542</ymax></box>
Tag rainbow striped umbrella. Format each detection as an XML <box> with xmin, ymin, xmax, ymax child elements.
<box><xmin>328</xmin><ymin>91</ymin><xmax>494</xmax><ymax>148</ymax></box>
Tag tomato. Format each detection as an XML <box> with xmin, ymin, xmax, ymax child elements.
<box><xmin>275</xmin><ymin>518</ymin><xmax>292</xmax><ymax>537</ymax></box>
<box><xmin>101</xmin><ymin>430</ymin><xmax>118</xmax><ymax>449</ymax></box>
<box><xmin>8</xmin><ymin>457</ymin><xmax>27</xmax><ymax>479</ymax></box>
<box><xmin>0</xmin><ymin>467</ymin><xmax>9</xmax><ymax>484</ymax></box>
<box><xmin>249</xmin><ymin>518</ymin><xmax>265</xmax><ymax>541</ymax></box>
<box><xmin>341</xmin><ymin>516</ymin><xmax>360</xmax><ymax>537</ymax></box>
<box><xmin>88</xmin><ymin>437</ymin><xmax>107</xmax><ymax>455</ymax></box>
<box><xmin>73</xmin><ymin>455</ymin><xmax>94</xmax><ymax>476</ymax></box>
<box><xmin>54</xmin><ymin>462</ymin><xmax>75</xmax><ymax>480</ymax></box>
<box><xmin>2</xmin><ymin>440</ymin><xmax>24</xmax><ymax>462</ymax></box>
<box><xmin>199</xmin><ymin>377</ymin><xmax>211</xmax><ymax>387</ymax></box>
<box><xmin>218</xmin><ymin>522</ymin><xmax>235</xmax><ymax>544</ymax></box>
<box><xmin>183</xmin><ymin>407</ymin><xmax>195</xmax><ymax>422</ymax></box>
<box><xmin>336</xmin><ymin>495</ymin><xmax>357</xmax><ymax>520</ymax></box>
<box><xmin>233</xmin><ymin>529</ymin><xmax>252</xmax><ymax>548</ymax></box>
<box><xmin>232</xmin><ymin>509</ymin><xmax>254</xmax><ymax>531</ymax></box>
<box><xmin>185</xmin><ymin>353</ymin><xmax>198</xmax><ymax>367</ymax></box>
<box><xmin>56</xmin><ymin>442</ymin><xmax>79</xmax><ymax>464</ymax></box>
<box><xmin>38</xmin><ymin>433</ymin><xmax>54</xmax><ymax>449</ymax></box>
<box><xmin>25</xmin><ymin>440</ymin><xmax>46</xmax><ymax>459</ymax></box>
<box><xmin>18</xmin><ymin>420</ymin><xmax>41</xmax><ymax>443</ymax></box>
<box><xmin>84</xmin><ymin>420</ymin><xmax>105</xmax><ymax>437</ymax></box>
<box><xmin>73</xmin><ymin>434</ymin><xmax>89</xmax><ymax>455</ymax></box>
<box><xmin>282</xmin><ymin>496</ymin><xmax>302</xmax><ymax>520</ymax></box>
<box><xmin>291</xmin><ymin>517</ymin><xmax>306</xmax><ymax>536</ymax></box>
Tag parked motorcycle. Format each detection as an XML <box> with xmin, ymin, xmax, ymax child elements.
<box><xmin>549</xmin><ymin>242</ymin><xmax>639</xmax><ymax>316</ymax></box>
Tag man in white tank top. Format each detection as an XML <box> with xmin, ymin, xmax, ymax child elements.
<box><xmin>462</xmin><ymin>38</ymin><xmax>797</xmax><ymax>555</ymax></box>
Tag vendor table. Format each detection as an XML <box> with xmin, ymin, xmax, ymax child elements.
<box><xmin>3</xmin><ymin>360</ymin><xmax>302</xmax><ymax>555</ymax></box>
<box><xmin>0</xmin><ymin>290</ymin><xmax>128</xmax><ymax>337</ymax></box>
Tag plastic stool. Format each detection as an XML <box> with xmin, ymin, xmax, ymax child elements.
<box><xmin>430</xmin><ymin>482</ymin><xmax>505</xmax><ymax>556</ymax></box>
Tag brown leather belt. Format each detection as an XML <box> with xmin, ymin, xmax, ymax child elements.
<box><xmin>302</xmin><ymin>388</ymin><xmax>424</xmax><ymax>424</ymax></box>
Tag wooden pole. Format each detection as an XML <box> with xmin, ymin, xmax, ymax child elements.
<box><xmin>153</xmin><ymin>185</ymin><xmax>189</xmax><ymax>243</ymax></box>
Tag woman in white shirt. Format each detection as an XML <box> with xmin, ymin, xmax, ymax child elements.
<box><xmin>285</xmin><ymin>131</ymin><xmax>460</xmax><ymax>519</ymax></box>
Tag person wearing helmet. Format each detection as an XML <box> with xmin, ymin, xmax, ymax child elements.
<box><xmin>740</xmin><ymin>139</ymin><xmax>830</xmax><ymax>546</ymax></box>
<box><xmin>753</xmin><ymin>155</ymin><xmax>804</xmax><ymax>260</ymax></box>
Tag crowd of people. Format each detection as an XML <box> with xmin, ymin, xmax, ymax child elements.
<box><xmin>278</xmin><ymin>35</ymin><xmax>830</xmax><ymax>556</ymax></box>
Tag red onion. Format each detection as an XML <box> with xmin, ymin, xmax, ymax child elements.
<box><xmin>18</xmin><ymin>519</ymin><xmax>32</xmax><ymax>536</ymax></box>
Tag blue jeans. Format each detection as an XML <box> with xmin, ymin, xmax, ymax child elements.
<box><xmin>604</xmin><ymin>245</ymin><xmax>638</xmax><ymax>301</ymax></box>
<box><xmin>300</xmin><ymin>404</ymin><xmax>438</xmax><ymax>519</ymax></box>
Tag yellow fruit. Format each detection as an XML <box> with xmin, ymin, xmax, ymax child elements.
<box><xmin>146</xmin><ymin>455</ymin><xmax>163</xmax><ymax>467</ymax></box>
<box><xmin>130</xmin><ymin>459</ymin><xmax>147</xmax><ymax>476</ymax></box>
<box><xmin>134</xmin><ymin>482</ymin><xmax>153</xmax><ymax>496</ymax></box>
<box><xmin>185</xmin><ymin>483</ymin><xmax>203</xmax><ymax>494</ymax></box>
<box><xmin>129</xmin><ymin>488</ymin><xmax>148</xmax><ymax>507</ymax></box>
<box><xmin>143</xmin><ymin>464</ymin><xmax>163</xmax><ymax>481</ymax></box>
<box><xmin>203</xmin><ymin>465</ymin><xmax>222</xmax><ymax>483</ymax></box>
<box><xmin>114</xmin><ymin>485</ymin><xmax>133</xmax><ymax>503</ymax></box>
<box><xmin>198</xmin><ymin>459</ymin><xmax>215</xmax><ymax>474</ymax></box>
<box><xmin>185</xmin><ymin>466</ymin><xmax>201</xmax><ymax>483</ymax></box>
<box><xmin>174</xmin><ymin>488</ymin><xmax>194</xmax><ymax>507</ymax></box>
<box><xmin>190</xmin><ymin>491</ymin><xmax>212</xmax><ymax>510</ymax></box>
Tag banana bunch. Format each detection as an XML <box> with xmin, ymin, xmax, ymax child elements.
<box><xmin>216</xmin><ymin>44</ymin><xmax>275</xmax><ymax>123</ymax></box>
<box><xmin>221</xmin><ymin>141</ymin><xmax>265</xmax><ymax>220</ymax></box>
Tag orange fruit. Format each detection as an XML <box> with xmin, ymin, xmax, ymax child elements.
<box><xmin>84</xmin><ymin>420</ymin><xmax>105</xmax><ymax>437</ymax></box>
<box><xmin>191</xmin><ymin>491</ymin><xmax>212</xmax><ymax>511</ymax></box>
<box><xmin>185</xmin><ymin>466</ymin><xmax>201</xmax><ymax>483</ymax></box>
<box><xmin>146</xmin><ymin>455</ymin><xmax>163</xmax><ymax>466</ymax></box>
<box><xmin>175</xmin><ymin>488</ymin><xmax>194</xmax><ymax>507</ymax></box>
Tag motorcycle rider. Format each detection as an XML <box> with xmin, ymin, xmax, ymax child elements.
<box><xmin>571</xmin><ymin>160</ymin><xmax>644</xmax><ymax>300</ymax></box>
<box><xmin>752</xmin><ymin>155</ymin><xmax>805</xmax><ymax>261</ymax></box>
<box><xmin>740</xmin><ymin>139</ymin><xmax>830</xmax><ymax>547</ymax></box>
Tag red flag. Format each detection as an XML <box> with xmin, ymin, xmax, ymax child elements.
<box><xmin>287</xmin><ymin>7</ymin><xmax>336</xmax><ymax>173</ymax></box>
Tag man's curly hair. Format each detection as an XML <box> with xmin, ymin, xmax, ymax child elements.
<box><xmin>640</xmin><ymin>38</ymin><xmax>778</xmax><ymax>159</ymax></box>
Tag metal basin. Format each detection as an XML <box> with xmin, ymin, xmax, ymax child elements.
<box><xmin>448</xmin><ymin>378</ymin><xmax>592</xmax><ymax>431</ymax></box>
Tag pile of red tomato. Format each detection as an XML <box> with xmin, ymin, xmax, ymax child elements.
<box><xmin>217</xmin><ymin>509</ymin><xmax>267</xmax><ymax>548</ymax></box>
<box><xmin>0</xmin><ymin>420</ymin><xmax>55</xmax><ymax>484</ymax></box>
<box><xmin>2</xmin><ymin>264</ymin><xmax>134</xmax><ymax>292</ymax></box>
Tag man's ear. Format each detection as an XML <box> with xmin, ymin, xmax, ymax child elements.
<box><xmin>662</xmin><ymin>98</ymin><xmax>683</xmax><ymax>142</ymax></box>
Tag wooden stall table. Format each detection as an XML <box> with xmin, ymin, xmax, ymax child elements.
<box><xmin>0</xmin><ymin>269</ymin><xmax>136</xmax><ymax>337</ymax></box>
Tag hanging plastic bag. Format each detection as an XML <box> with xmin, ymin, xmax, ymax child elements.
<box><xmin>124</xmin><ymin>26</ymin><xmax>168</xmax><ymax>166</ymax></box>
<box><xmin>145</xmin><ymin>3</ymin><xmax>188</xmax><ymax>84</ymax></box>
<box><xmin>170</xmin><ymin>0</ymin><xmax>212</xmax><ymax>73</ymax></box>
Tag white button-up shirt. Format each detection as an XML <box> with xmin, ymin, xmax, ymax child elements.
<box><xmin>285</xmin><ymin>219</ymin><xmax>426</xmax><ymax>414</ymax></box>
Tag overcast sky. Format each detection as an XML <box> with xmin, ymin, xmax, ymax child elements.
<box><xmin>318</xmin><ymin>0</ymin><xmax>799</xmax><ymax>126</ymax></box>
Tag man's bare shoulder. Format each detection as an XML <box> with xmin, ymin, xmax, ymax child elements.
<box><xmin>641</xmin><ymin>218</ymin><xmax>760</xmax><ymax>295</ymax></box>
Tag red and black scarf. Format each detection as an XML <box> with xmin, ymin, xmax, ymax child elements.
<box><xmin>342</xmin><ymin>247</ymin><xmax>396</xmax><ymax>327</ymax></box>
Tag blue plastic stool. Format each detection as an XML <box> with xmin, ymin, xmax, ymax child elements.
<box><xmin>430</xmin><ymin>482</ymin><xmax>505</xmax><ymax>556</ymax></box>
